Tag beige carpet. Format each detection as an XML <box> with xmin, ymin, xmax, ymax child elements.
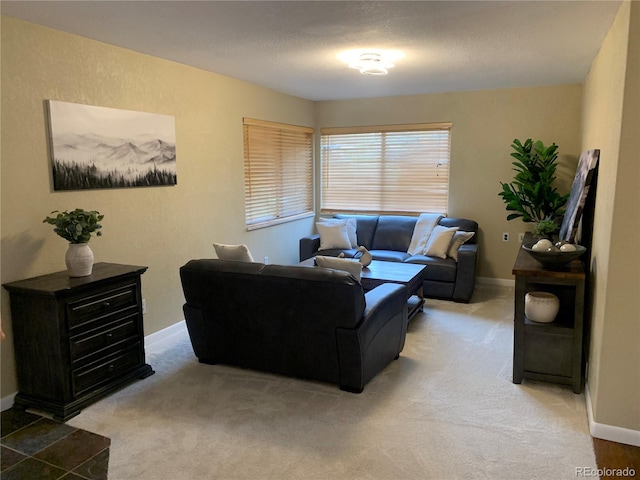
<box><xmin>68</xmin><ymin>284</ymin><xmax>597</xmax><ymax>479</ymax></box>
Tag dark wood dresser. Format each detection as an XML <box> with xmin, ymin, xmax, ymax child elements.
<box><xmin>3</xmin><ymin>262</ymin><xmax>155</xmax><ymax>420</ymax></box>
<box><xmin>512</xmin><ymin>238</ymin><xmax>586</xmax><ymax>393</ymax></box>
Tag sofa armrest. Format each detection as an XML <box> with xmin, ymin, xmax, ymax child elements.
<box><xmin>300</xmin><ymin>234</ymin><xmax>321</xmax><ymax>261</ymax></box>
<box><xmin>453</xmin><ymin>243</ymin><xmax>478</xmax><ymax>303</ymax></box>
<box><xmin>335</xmin><ymin>283</ymin><xmax>408</xmax><ymax>392</ymax></box>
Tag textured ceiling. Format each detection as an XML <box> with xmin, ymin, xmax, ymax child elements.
<box><xmin>1</xmin><ymin>1</ymin><xmax>622</xmax><ymax>101</ymax></box>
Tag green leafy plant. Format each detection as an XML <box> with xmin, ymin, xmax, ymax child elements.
<box><xmin>498</xmin><ymin>138</ymin><xmax>569</xmax><ymax>223</ymax></box>
<box><xmin>532</xmin><ymin>219</ymin><xmax>559</xmax><ymax>238</ymax></box>
<box><xmin>43</xmin><ymin>209</ymin><xmax>104</xmax><ymax>243</ymax></box>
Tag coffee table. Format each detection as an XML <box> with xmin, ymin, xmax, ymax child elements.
<box><xmin>299</xmin><ymin>258</ymin><xmax>427</xmax><ymax>320</ymax></box>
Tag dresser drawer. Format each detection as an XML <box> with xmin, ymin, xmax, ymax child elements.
<box><xmin>70</xmin><ymin>314</ymin><xmax>140</xmax><ymax>364</ymax></box>
<box><xmin>67</xmin><ymin>283</ymin><xmax>138</xmax><ymax>329</ymax></box>
<box><xmin>72</xmin><ymin>343</ymin><xmax>143</xmax><ymax>396</ymax></box>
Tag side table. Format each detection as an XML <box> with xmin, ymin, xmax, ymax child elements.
<box><xmin>512</xmin><ymin>240</ymin><xmax>586</xmax><ymax>393</ymax></box>
<box><xmin>3</xmin><ymin>263</ymin><xmax>155</xmax><ymax>420</ymax></box>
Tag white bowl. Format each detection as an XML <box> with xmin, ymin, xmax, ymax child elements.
<box><xmin>525</xmin><ymin>291</ymin><xmax>560</xmax><ymax>323</ymax></box>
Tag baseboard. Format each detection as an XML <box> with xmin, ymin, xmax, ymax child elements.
<box><xmin>1</xmin><ymin>320</ymin><xmax>187</xmax><ymax>412</ymax></box>
<box><xmin>145</xmin><ymin>320</ymin><xmax>186</xmax><ymax>347</ymax></box>
<box><xmin>477</xmin><ymin>276</ymin><xmax>514</xmax><ymax>287</ymax></box>
<box><xmin>585</xmin><ymin>383</ymin><xmax>640</xmax><ymax>447</ymax></box>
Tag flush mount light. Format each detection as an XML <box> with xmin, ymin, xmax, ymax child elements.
<box><xmin>337</xmin><ymin>49</ymin><xmax>404</xmax><ymax>76</ymax></box>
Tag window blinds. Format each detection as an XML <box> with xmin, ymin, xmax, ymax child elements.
<box><xmin>243</xmin><ymin>118</ymin><xmax>314</xmax><ymax>229</ymax></box>
<box><xmin>320</xmin><ymin>123</ymin><xmax>452</xmax><ymax>215</ymax></box>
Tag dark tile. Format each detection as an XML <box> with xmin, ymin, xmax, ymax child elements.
<box><xmin>59</xmin><ymin>473</ymin><xmax>89</xmax><ymax>480</ymax></box>
<box><xmin>72</xmin><ymin>448</ymin><xmax>110</xmax><ymax>480</ymax></box>
<box><xmin>1</xmin><ymin>445</ymin><xmax>28</xmax><ymax>471</ymax></box>
<box><xmin>1</xmin><ymin>409</ymin><xmax>42</xmax><ymax>438</ymax></box>
<box><xmin>34</xmin><ymin>429</ymin><xmax>110</xmax><ymax>472</ymax></box>
<box><xmin>0</xmin><ymin>456</ymin><xmax>66</xmax><ymax>480</ymax></box>
<box><xmin>1</xmin><ymin>418</ymin><xmax>76</xmax><ymax>455</ymax></box>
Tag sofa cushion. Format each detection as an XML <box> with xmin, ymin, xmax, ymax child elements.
<box><xmin>318</xmin><ymin>217</ymin><xmax>357</xmax><ymax>247</ymax></box>
<box><xmin>369</xmin><ymin>250</ymin><xmax>412</xmax><ymax>263</ymax></box>
<box><xmin>423</xmin><ymin>226</ymin><xmax>459</xmax><ymax>258</ymax></box>
<box><xmin>315</xmin><ymin>255</ymin><xmax>362</xmax><ymax>282</ymax></box>
<box><xmin>405</xmin><ymin>255</ymin><xmax>457</xmax><ymax>282</ymax></box>
<box><xmin>448</xmin><ymin>231</ymin><xmax>475</xmax><ymax>261</ymax></box>
<box><xmin>371</xmin><ymin>216</ymin><xmax>417</xmax><ymax>251</ymax></box>
<box><xmin>316</xmin><ymin>220</ymin><xmax>352</xmax><ymax>250</ymax></box>
<box><xmin>335</xmin><ymin>214</ymin><xmax>379</xmax><ymax>249</ymax></box>
<box><xmin>213</xmin><ymin>243</ymin><xmax>254</xmax><ymax>262</ymax></box>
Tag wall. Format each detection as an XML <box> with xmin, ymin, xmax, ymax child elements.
<box><xmin>316</xmin><ymin>85</ymin><xmax>583</xmax><ymax>280</ymax></box>
<box><xmin>582</xmin><ymin>0</ymin><xmax>640</xmax><ymax>440</ymax></box>
<box><xmin>0</xmin><ymin>17</ymin><xmax>315</xmax><ymax>398</ymax></box>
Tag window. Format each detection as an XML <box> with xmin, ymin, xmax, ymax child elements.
<box><xmin>320</xmin><ymin>123</ymin><xmax>452</xmax><ymax>215</ymax></box>
<box><xmin>243</xmin><ymin>118</ymin><xmax>314</xmax><ymax>230</ymax></box>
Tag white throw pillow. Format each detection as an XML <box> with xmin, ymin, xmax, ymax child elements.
<box><xmin>212</xmin><ymin>243</ymin><xmax>254</xmax><ymax>262</ymax></box>
<box><xmin>447</xmin><ymin>231</ymin><xmax>475</xmax><ymax>261</ymax></box>
<box><xmin>318</xmin><ymin>217</ymin><xmax>357</xmax><ymax>247</ymax></box>
<box><xmin>315</xmin><ymin>255</ymin><xmax>362</xmax><ymax>282</ymax></box>
<box><xmin>423</xmin><ymin>226</ymin><xmax>459</xmax><ymax>259</ymax></box>
<box><xmin>316</xmin><ymin>221</ymin><xmax>352</xmax><ymax>250</ymax></box>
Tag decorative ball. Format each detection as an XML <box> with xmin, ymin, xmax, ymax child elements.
<box><xmin>532</xmin><ymin>239</ymin><xmax>553</xmax><ymax>251</ymax></box>
<box><xmin>560</xmin><ymin>243</ymin><xmax>577</xmax><ymax>252</ymax></box>
<box><xmin>525</xmin><ymin>291</ymin><xmax>560</xmax><ymax>323</ymax></box>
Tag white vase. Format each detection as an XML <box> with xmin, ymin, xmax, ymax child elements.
<box><xmin>525</xmin><ymin>291</ymin><xmax>560</xmax><ymax>323</ymax></box>
<box><xmin>65</xmin><ymin>243</ymin><xmax>94</xmax><ymax>277</ymax></box>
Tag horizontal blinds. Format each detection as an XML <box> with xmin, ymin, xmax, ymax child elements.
<box><xmin>320</xmin><ymin>123</ymin><xmax>452</xmax><ymax>214</ymax></box>
<box><xmin>243</xmin><ymin>118</ymin><xmax>313</xmax><ymax>229</ymax></box>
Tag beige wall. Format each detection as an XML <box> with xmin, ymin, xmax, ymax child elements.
<box><xmin>316</xmin><ymin>86</ymin><xmax>583</xmax><ymax>280</ymax></box>
<box><xmin>0</xmin><ymin>17</ymin><xmax>315</xmax><ymax>397</ymax></box>
<box><xmin>582</xmin><ymin>0</ymin><xmax>640</xmax><ymax>434</ymax></box>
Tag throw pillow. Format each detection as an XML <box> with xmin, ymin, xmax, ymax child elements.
<box><xmin>317</xmin><ymin>217</ymin><xmax>357</xmax><ymax>247</ymax></box>
<box><xmin>423</xmin><ymin>226</ymin><xmax>459</xmax><ymax>259</ymax></box>
<box><xmin>316</xmin><ymin>221</ymin><xmax>352</xmax><ymax>250</ymax></box>
<box><xmin>447</xmin><ymin>231</ymin><xmax>475</xmax><ymax>261</ymax></box>
<box><xmin>212</xmin><ymin>243</ymin><xmax>254</xmax><ymax>262</ymax></box>
<box><xmin>315</xmin><ymin>255</ymin><xmax>362</xmax><ymax>282</ymax></box>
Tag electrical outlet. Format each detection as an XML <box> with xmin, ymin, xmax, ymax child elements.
<box><xmin>502</xmin><ymin>232</ymin><xmax>509</xmax><ymax>242</ymax></box>
<box><xmin>142</xmin><ymin>299</ymin><xmax>146</xmax><ymax>314</ymax></box>
<box><xmin>518</xmin><ymin>233</ymin><xmax>525</xmax><ymax>243</ymax></box>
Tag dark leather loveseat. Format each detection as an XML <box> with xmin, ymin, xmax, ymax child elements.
<box><xmin>300</xmin><ymin>215</ymin><xmax>479</xmax><ymax>303</ymax></box>
<box><xmin>179</xmin><ymin>259</ymin><xmax>408</xmax><ymax>393</ymax></box>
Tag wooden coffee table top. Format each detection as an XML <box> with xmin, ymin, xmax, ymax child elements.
<box><xmin>299</xmin><ymin>258</ymin><xmax>426</xmax><ymax>294</ymax></box>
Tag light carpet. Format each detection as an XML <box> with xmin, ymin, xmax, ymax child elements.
<box><xmin>68</xmin><ymin>284</ymin><xmax>597</xmax><ymax>479</ymax></box>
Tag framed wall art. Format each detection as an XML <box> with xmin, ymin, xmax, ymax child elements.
<box><xmin>559</xmin><ymin>149</ymin><xmax>599</xmax><ymax>244</ymax></box>
<box><xmin>47</xmin><ymin>100</ymin><xmax>176</xmax><ymax>190</ymax></box>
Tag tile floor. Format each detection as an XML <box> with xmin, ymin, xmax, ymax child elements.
<box><xmin>1</xmin><ymin>408</ymin><xmax>110</xmax><ymax>480</ymax></box>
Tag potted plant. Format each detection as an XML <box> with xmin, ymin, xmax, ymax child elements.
<box><xmin>43</xmin><ymin>209</ymin><xmax>104</xmax><ymax>277</ymax></box>
<box><xmin>498</xmin><ymin>138</ymin><xmax>569</xmax><ymax>238</ymax></box>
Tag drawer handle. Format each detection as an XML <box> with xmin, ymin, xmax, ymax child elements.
<box><xmin>102</xmin><ymin>301</ymin><xmax>111</xmax><ymax>309</ymax></box>
<box><xmin>108</xmin><ymin>364</ymin><xmax>115</xmax><ymax>372</ymax></box>
<box><xmin>106</xmin><ymin>333</ymin><xmax>113</xmax><ymax>340</ymax></box>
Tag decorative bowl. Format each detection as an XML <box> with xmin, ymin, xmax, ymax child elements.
<box><xmin>522</xmin><ymin>243</ymin><xmax>587</xmax><ymax>267</ymax></box>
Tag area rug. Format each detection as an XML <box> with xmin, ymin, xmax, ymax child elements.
<box><xmin>68</xmin><ymin>284</ymin><xmax>597</xmax><ymax>479</ymax></box>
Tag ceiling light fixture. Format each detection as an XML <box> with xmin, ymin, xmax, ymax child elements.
<box><xmin>337</xmin><ymin>49</ymin><xmax>404</xmax><ymax>76</ymax></box>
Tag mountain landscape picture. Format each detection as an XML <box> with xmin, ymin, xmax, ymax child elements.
<box><xmin>47</xmin><ymin>101</ymin><xmax>176</xmax><ymax>190</ymax></box>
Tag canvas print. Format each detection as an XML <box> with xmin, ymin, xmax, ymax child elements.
<box><xmin>559</xmin><ymin>149</ymin><xmax>599</xmax><ymax>243</ymax></box>
<box><xmin>47</xmin><ymin>100</ymin><xmax>176</xmax><ymax>190</ymax></box>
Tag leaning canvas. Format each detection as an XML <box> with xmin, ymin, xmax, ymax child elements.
<box><xmin>559</xmin><ymin>149</ymin><xmax>599</xmax><ymax>243</ymax></box>
<box><xmin>47</xmin><ymin>100</ymin><xmax>176</xmax><ymax>190</ymax></box>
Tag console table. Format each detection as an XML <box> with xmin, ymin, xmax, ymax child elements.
<box><xmin>3</xmin><ymin>263</ymin><xmax>155</xmax><ymax>420</ymax></box>
<box><xmin>512</xmin><ymin>239</ymin><xmax>586</xmax><ymax>393</ymax></box>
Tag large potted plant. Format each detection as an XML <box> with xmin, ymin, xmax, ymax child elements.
<box><xmin>43</xmin><ymin>208</ymin><xmax>104</xmax><ymax>277</ymax></box>
<box><xmin>498</xmin><ymin>138</ymin><xmax>569</xmax><ymax>238</ymax></box>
